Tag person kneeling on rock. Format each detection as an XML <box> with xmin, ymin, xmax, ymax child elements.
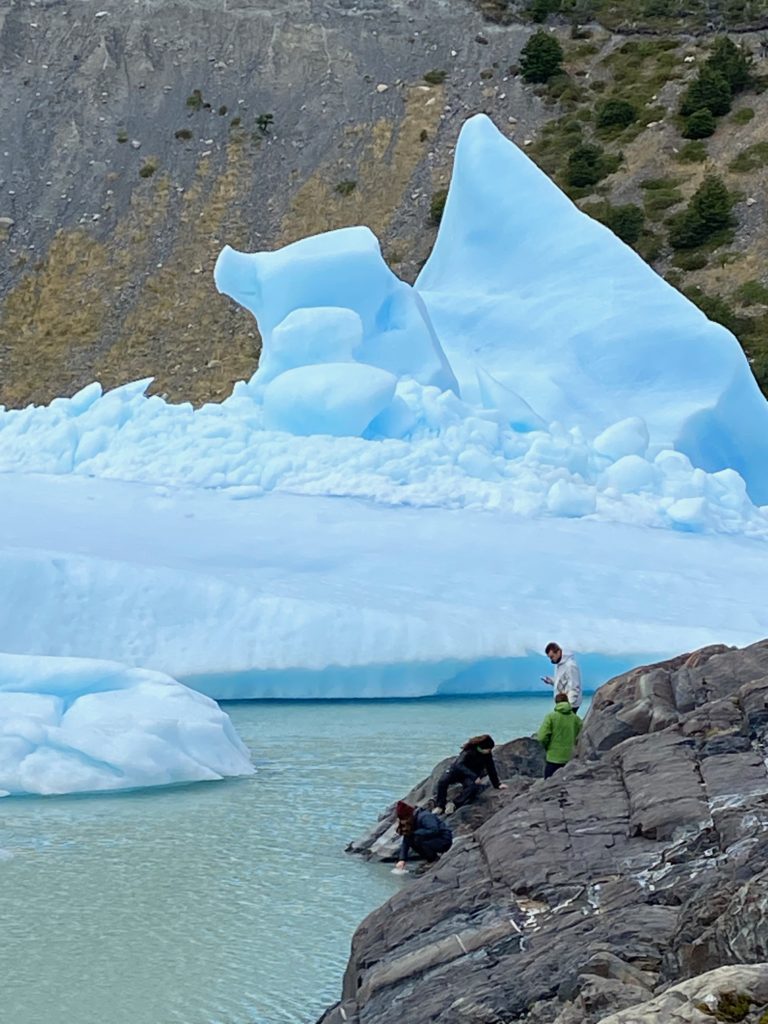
<box><xmin>537</xmin><ymin>693</ymin><xmax>582</xmax><ymax>779</ymax></box>
<box><xmin>433</xmin><ymin>734</ymin><xmax>507</xmax><ymax>814</ymax></box>
<box><xmin>394</xmin><ymin>801</ymin><xmax>452</xmax><ymax>871</ymax></box>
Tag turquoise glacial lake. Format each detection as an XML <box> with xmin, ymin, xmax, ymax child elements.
<box><xmin>0</xmin><ymin>695</ymin><xmax>568</xmax><ymax>1024</ymax></box>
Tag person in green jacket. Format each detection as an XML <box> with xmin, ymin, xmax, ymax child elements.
<box><xmin>537</xmin><ymin>693</ymin><xmax>582</xmax><ymax>778</ymax></box>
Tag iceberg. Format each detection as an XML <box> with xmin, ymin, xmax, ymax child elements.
<box><xmin>417</xmin><ymin>115</ymin><xmax>768</xmax><ymax>505</ymax></box>
<box><xmin>0</xmin><ymin>115</ymin><xmax>766</xmax><ymax>700</ymax></box>
<box><xmin>0</xmin><ymin>652</ymin><xmax>254</xmax><ymax>796</ymax></box>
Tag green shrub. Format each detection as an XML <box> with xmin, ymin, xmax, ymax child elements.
<box><xmin>423</xmin><ymin>69</ymin><xmax>447</xmax><ymax>85</ymax></box>
<box><xmin>596</xmin><ymin>98</ymin><xmax>637</xmax><ymax>128</ymax></box>
<box><xmin>684</xmin><ymin>108</ymin><xmax>716</xmax><ymax>138</ymax></box>
<box><xmin>566</xmin><ymin>144</ymin><xmax>619</xmax><ymax>187</ymax></box>
<box><xmin>520</xmin><ymin>30</ymin><xmax>564</xmax><ymax>83</ymax></box>
<box><xmin>643</xmin><ymin>185</ymin><xmax>684</xmax><ymax>218</ymax></box>
<box><xmin>635</xmin><ymin>231</ymin><xmax>662</xmax><ymax>262</ymax></box>
<box><xmin>567</xmin><ymin>144</ymin><xmax>603</xmax><ymax>187</ymax></box>
<box><xmin>673</xmin><ymin>251</ymin><xmax>708</xmax><ymax>270</ymax></box>
<box><xmin>430</xmin><ymin>188</ymin><xmax>449</xmax><ymax>225</ymax></box>
<box><xmin>139</xmin><ymin>160</ymin><xmax>157</xmax><ymax>178</ymax></box>
<box><xmin>605</xmin><ymin>204</ymin><xmax>645</xmax><ymax>244</ymax></box>
<box><xmin>669</xmin><ymin>175</ymin><xmax>735</xmax><ymax>249</ymax></box>
<box><xmin>735</xmin><ymin>280</ymin><xmax>768</xmax><ymax>305</ymax></box>
<box><xmin>676</xmin><ymin>141</ymin><xmax>707</xmax><ymax>162</ymax></box>
<box><xmin>186</xmin><ymin>90</ymin><xmax>204</xmax><ymax>111</ymax></box>
<box><xmin>729</xmin><ymin>141</ymin><xmax>768</xmax><ymax>171</ymax></box>
<box><xmin>529</xmin><ymin>0</ymin><xmax>559</xmax><ymax>21</ymax></box>
<box><xmin>116</xmin><ymin>129</ymin><xmax>128</xmax><ymax>144</ymax></box>
<box><xmin>731</xmin><ymin>107</ymin><xmax>755</xmax><ymax>124</ymax></box>
<box><xmin>335</xmin><ymin>180</ymin><xmax>357</xmax><ymax>197</ymax></box>
<box><xmin>640</xmin><ymin>177</ymin><xmax>680</xmax><ymax>190</ymax></box>
<box><xmin>680</xmin><ymin>66</ymin><xmax>732</xmax><ymax>117</ymax></box>
<box><xmin>684</xmin><ymin>286</ymin><xmax>748</xmax><ymax>338</ymax></box>
<box><xmin>256</xmin><ymin>113</ymin><xmax>274</xmax><ymax>133</ymax></box>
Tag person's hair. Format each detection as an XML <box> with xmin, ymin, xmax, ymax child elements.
<box><xmin>555</xmin><ymin>693</ymin><xmax>569</xmax><ymax>703</ymax></box>
<box><xmin>396</xmin><ymin>812</ymin><xmax>414</xmax><ymax>836</ymax></box>
<box><xmin>463</xmin><ymin>734</ymin><xmax>495</xmax><ymax>751</ymax></box>
<box><xmin>545</xmin><ymin>642</ymin><xmax>561</xmax><ymax>655</ymax></box>
<box><xmin>395</xmin><ymin>800</ymin><xmax>415</xmax><ymax>834</ymax></box>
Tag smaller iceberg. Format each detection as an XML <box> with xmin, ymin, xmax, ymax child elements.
<box><xmin>0</xmin><ymin>653</ymin><xmax>254</xmax><ymax>797</ymax></box>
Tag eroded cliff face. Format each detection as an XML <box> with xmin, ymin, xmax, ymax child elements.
<box><xmin>0</xmin><ymin>0</ymin><xmax>542</xmax><ymax>406</ymax></box>
<box><xmin>322</xmin><ymin>641</ymin><xmax>768</xmax><ymax>1024</ymax></box>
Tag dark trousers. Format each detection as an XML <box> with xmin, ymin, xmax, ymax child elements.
<box><xmin>544</xmin><ymin>761</ymin><xmax>565</xmax><ymax>779</ymax></box>
<box><xmin>411</xmin><ymin>833</ymin><xmax>452</xmax><ymax>863</ymax></box>
<box><xmin>435</xmin><ymin>765</ymin><xmax>482</xmax><ymax>809</ymax></box>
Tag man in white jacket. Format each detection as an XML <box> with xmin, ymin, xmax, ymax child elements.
<box><xmin>542</xmin><ymin>643</ymin><xmax>582</xmax><ymax>711</ymax></box>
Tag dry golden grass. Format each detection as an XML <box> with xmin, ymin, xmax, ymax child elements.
<box><xmin>281</xmin><ymin>84</ymin><xmax>445</xmax><ymax>244</ymax></box>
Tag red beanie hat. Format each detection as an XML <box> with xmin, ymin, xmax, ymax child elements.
<box><xmin>396</xmin><ymin>800</ymin><xmax>414</xmax><ymax>818</ymax></box>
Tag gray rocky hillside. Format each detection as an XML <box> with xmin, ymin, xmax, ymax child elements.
<box><xmin>2</xmin><ymin>0</ymin><xmax>768</xmax><ymax>409</ymax></box>
<box><xmin>319</xmin><ymin>640</ymin><xmax>768</xmax><ymax>1024</ymax></box>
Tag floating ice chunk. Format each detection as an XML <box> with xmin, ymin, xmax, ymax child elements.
<box><xmin>667</xmin><ymin>496</ymin><xmax>708</xmax><ymax>531</ymax></box>
<box><xmin>600</xmin><ymin>454</ymin><xmax>659</xmax><ymax>493</ymax></box>
<box><xmin>476</xmin><ymin>367</ymin><xmax>547</xmax><ymax>432</ymax></box>
<box><xmin>0</xmin><ymin>653</ymin><xmax>254</xmax><ymax>797</ymax></box>
<box><xmin>593</xmin><ymin>417</ymin><xmax>650</xmax><ymax>461</ymax></box>
<box><xmin>258</xmin><ymin>307</ymin><xmax>364</xmax><ymax>387</ymax></box>
<box><xmin>706</xmin><ymin>468</ymin><xmax>748</xmax><ymax>512</ymax></box>
<box><xmin>263</xmin><ymin>363</ymin><xmax>398</xmax><ymax>437</ymax></box>
<box><xmin>546</xmin><ymin>479</ymin><xmax>597</xmax><ymax>517</ymax></box>
<box><xmin>215</xmin><ymin>227</ymin><xmax>458</xmax><ymax>394</ymax></box>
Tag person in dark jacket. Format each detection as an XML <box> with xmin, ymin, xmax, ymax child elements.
<box><xmin>433</xmin><ymin>734</ymin><xmax>507</xmax><ymax>814</ymax></box>
<box><xmin>394</xmin><ymin>801</ymin><xmax>452</xmax><ymax>871</ymax></box>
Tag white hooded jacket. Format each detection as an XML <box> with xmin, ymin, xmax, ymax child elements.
<box><xmin>554</xmin><ymin>653</ymin><xmax>582</xmax><ymax>709</ymax></box>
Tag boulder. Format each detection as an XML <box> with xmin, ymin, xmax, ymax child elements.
<box><xmin>320</xmin><ymin>640</ymin><xmax>768</xmax><ymax>1024</ymax></box>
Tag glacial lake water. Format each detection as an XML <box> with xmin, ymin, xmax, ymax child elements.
<box><xmin>0</xmin><ymin>694</ymin><xmax>572</xmax><ymax>1024</ymax></box>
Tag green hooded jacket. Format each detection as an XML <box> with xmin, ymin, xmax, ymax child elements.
<box><xmin>537</xmin><ymin>702</ymin><xmax>582</xmax><ymax>765</ymax></box>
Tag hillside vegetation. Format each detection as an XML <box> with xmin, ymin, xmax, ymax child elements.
<box><xmin>1</xmin><ymin>0</ymin><xmax>767</xmax><ymax>404</ymax></box>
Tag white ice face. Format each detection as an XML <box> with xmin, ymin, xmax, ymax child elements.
<box><xmin>0</xmin><ymin>116</ymin><xmax>766</xmax><ymax>704</ymax></box>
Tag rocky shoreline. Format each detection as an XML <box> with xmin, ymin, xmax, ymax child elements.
<box><xmin>320</xmin><ymin>641</ymin><xmax>768</xmax><ymax>1023</ymax></box>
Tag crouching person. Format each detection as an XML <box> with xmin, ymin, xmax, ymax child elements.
<box><xmin>394</xmin><ymin>801</ymin><xmax>452</xmax><ymax>871</ymax></box>
<box><xmin>433</xmin><ymin>734</ymin><xmax>507</xmax><ymax>814</ymax></box>
<box><xmin>537</xmin><ymin>693</ymin><xmax>582</xmax><ymax>779</ymax></box>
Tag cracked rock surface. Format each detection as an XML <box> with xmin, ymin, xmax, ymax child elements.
<box><xmin>319</xmin><ymin>640</ymin><xmax>768</xmax><ymax>1024</ymax></box>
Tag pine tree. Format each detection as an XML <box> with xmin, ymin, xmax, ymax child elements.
<box><xmin>692</xmin><ymin>175</ymin><xmax>734</xmax><ymax>233</ymax></box>
<box><xmin>520</xmin><ymin>31</ymin><xmax>564</xmax><ymax>83</ymax></box>
<box><xmin>669</xmin><ymin>176</ymin><xmax>734</xmax><ymax>249</ymax></box>
<box><xmin>708</xmin><ymin>36</ymin><xmax>752</xmax><ymax>93</ymax></box>
<box><xmin>680</xmin><ymin>66</ymin><xmax>732</xmax><ymax>117</ymax></box>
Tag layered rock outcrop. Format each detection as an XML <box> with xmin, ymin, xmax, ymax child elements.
<box><xmin>320</xmin><ymin>640</ymin><xmax>768</xmax><ymax>1024</ymax></box>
